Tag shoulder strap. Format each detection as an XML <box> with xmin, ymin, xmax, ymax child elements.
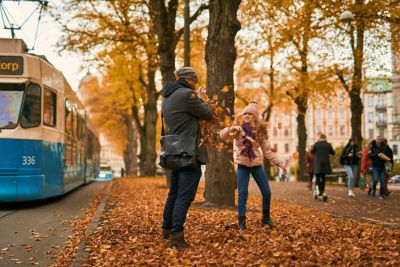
<box><xmin>161</xmin><ymin>113</ymin><xmax>166</xmax><ymax>137</ymax></box>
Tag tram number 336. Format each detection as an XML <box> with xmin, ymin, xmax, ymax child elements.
<box><xmin>22</xmin><ymin>156</ymin><xmax>36</xmax><ymax>165</ymax></box>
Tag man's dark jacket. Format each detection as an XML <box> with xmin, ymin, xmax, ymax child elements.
<box><xmin>162</xmin><ymin>79</ymin><xmax>213</xmax><ymax>163</ymax></box>
<box><xmin>368</xmin><ymin>140</ymin><xmax>389</xmax><ymax>168</ymax></box>
<box><xmin>311</xmin><ymin>140</ymin><xmax>335</xmax><ymax>174</ymax></box>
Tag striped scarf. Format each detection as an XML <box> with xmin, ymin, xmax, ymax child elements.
<box><xmin>240</xmin><ymin>122</ymin><xmax>256</xmax><ymax>160</ymax></box>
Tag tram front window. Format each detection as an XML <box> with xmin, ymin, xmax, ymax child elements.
<box><xmin>0</xmin><ymin>83</ymin><xmax>25</xmax><ymax>129</ymax></box>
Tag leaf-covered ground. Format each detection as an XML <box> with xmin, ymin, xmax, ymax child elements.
<box><xmin>81</xmin><ymin>177</ymin><xmax>399</xmax><ymax>266</ymax></box>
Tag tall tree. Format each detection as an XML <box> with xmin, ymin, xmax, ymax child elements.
<box><xmin>147</xmin><ymin>0</ymin><xmax>208</xmax><ymax>85</ymax></box>
<box><xmin>52</xmin><ymin>1</ymin><xmax>160</xmax><ymax>176</ymax></box>
<box><xmin>205</xmin><ymin>0</ymin><xmax>241</xmax><ymax>207</ymax></box>
<box><xmin>322</xmin><ymin>0</ymin><xmax>400</xmax><ymax>145</ymax></box>
<box><xmin>278</xmin><ymin>0</ymin><xmax>324</xmax><ymax>181</ymax></box>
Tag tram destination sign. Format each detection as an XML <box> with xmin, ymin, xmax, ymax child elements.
<box><xmin>0</xmin><ymin>56</ymin><xmax>23</xmax><ymax>75</ymax></box>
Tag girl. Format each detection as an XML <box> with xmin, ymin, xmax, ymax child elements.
<box><xmin>220</xmin><ymin>102</ymin><xmax>287</xmax><ymax>231</ymax></box>
<box><xmin>340</xmin><ymin>138</ymin><xmax>361</xmax><ymax>197</ymax></box>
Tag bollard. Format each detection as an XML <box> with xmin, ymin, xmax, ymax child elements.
<box><xmin>338</xmin><ymin>176</ymin><xmax>343</xmax><ymax>184</ymax></box>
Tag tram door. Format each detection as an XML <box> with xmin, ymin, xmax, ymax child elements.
<box><xmin>64</xmin><ymin>99</ymin><xmax>84</xmax><ymax>191</ymax></box>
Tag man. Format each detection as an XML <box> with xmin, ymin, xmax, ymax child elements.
<box><xmin>161</xmin><ymin>67</ymin><xmax>213</xmax><ymax>248</ymax></box>
<box><xmin>369</xmin><ymin>136</ymin><xmax>391</xmax><ymax>199</ymax></box>
<box><xmin>311</xmin><ymin>133</ymin><xmax>335</xmax><ymax>196</ymax></box>
<box><xmin>306</xmin><ymin>146</ymin><xmax>314</xmax><ymax>190</ymax></box>
<box><xmin>382</xmin><ymin>138</ymin><xmax>394</xmax><ymax>196</ymax></box>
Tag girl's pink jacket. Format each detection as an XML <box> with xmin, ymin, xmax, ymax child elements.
<box><xmin>220</xmin><ymin>126</ymin><xmax>285</xmax><ymax>168</ymax></box>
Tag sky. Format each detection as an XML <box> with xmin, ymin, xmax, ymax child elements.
<box><xmin>0</xmin><ymin>1</ymin><xmax>84</xmax><ymax>90</ymax></box>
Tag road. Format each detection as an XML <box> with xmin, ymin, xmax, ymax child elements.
<box><xmin>0</xmin><ymin>181</ymin><xmax>106</xmax><ymax>266</ymax></box>
<box><xmin>249</xmin><ymin>181</ymin><xmax>400</xmax><ymax>229</ymax></box>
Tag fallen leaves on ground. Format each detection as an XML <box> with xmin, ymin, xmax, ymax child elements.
<box><xmin>78</xmin><ymin>177</ymin><xmax>400</xmax><ymax>266</ymax></box>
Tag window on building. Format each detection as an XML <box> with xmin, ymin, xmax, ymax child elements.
<box><xmin>274</xmin><ymin>144</ymin><xmax>278</xmax><ymax>152</ymax></box>
<box><xmin>44</xmin><ymin>88</ymin><xmax>57</xmax><ymax>127</ymax></box>
<box><xmin>316</xmin><ymin>125</ymin><xmax>322</xmax><ymax>135</ymax></box>
<box><xmin>378</xmin><ymin>113</ymin><xmax>384</xmax><ymax>121</ymax></box>
<box><xmin>284</xmin><ymin>127</ymin><xmax>289</xmax><ymax>136</ymax></box>
<box><xmin>328</xmin><ymin>126</ymin><xmax>334</xmax><ymax>136</ymax></box>
<box><xmin>328</xmin><ymin>109</ymin><xmax>333</xmax><ymax>119</ymax></box>
<box><xmin>21</xmin><ymin>83</ymin><xmax>41</xmax><ymax>128</ymax></box>
<box><xmin>367</xmin><ymin>96</ymin><xmax>374</xmax><ymax>107</ymax></box>
<box><xmin>316</xmin><ymin>109</ymin><xmax>321</xmax><ymax>119</ymax></box>
<box><xmin>340</xmin><ymin>125</ymin><xmax>345</xmax><ymax>136</ymax></box>
<box><xmin>369</xmin><ymin>129</ymin><xmax>374</xmax><ymax>139</ymax></box>
<box><xmin>273</xmin><ymin>127</ymin><xmax>278</xmax><ymax>137</ymax></box>
<box><xmin>393</xmin><ymin>144</ymin><xmax>398</xmax><ymax>155</ymax></box>
<box><xmin>368</xmin><ymin>112</ymin><xmax>374</xmax><ymax>123</ymax></box>
<box><xmin>378</xmin><ymin>94</ymin><xmax>385</xmax><ymax>105</ymax></box>
<box><xmin>339</xmin><ymin>110</ymin><xmax>345</xmax><ymax>119</ymax></box>
<box><xmin>285</xmin><ymin>143</ymin><xmax>289</xmax><ymax>153</ymax></box>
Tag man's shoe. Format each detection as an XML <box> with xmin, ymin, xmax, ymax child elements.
<box><xmin>169</xmin><ymin>232</ymin><xmax>190</xmax><ymax>249</ymax></box>
<box><xmin>348</xmin><ymin>190</ymin><xmax>355</xmax><ymax>197</ymax></box>
<box><xmin>262</xmin><ymin>213</ymin><xmax>274</xmax><ymax>228</ymax></box>
<box><xmin>379</xmin><ymin>195</ymin><xmax>385</xmax><ymax>200</ymax></box>
<box><xmin>162</xmin><ymin>228</ymin><xmax>171</xmax><ymax>240</ymax></box>
<box><xmin>238</xmin><ymin>216</ymin><xmax>246</xmax><ymax>232</ymax></box>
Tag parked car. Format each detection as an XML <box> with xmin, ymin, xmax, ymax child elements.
<box><xmin>388</xmin><ymin>175</ymin><xmax>400</xmax><ymax>184</ymax></box>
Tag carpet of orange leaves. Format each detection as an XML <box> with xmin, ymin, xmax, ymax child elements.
<box><xmin>79</xmin><ymin>177</ymin><xmax>399</xmax><ymax>266</ymax></box>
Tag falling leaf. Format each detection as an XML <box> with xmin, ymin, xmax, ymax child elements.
<box><xmin>221</xmin><ymin>85</ymin><xmax>230</xmax><ymax>93</ymax></box>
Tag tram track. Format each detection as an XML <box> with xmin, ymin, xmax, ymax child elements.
<box><xmin>0</xmin><ymin>210</ymin><xmax>17</xmax><ymax>222</ymax></box>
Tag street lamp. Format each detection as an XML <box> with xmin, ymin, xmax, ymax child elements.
<box><xmin>339</xmin><ymin>10</ymin><xmax>353</xmax><ymax>23</ymax></box>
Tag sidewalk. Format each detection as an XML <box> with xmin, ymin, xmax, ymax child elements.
<box><xmin>249</xmin><ymin>181</ymin><xmax>400</xmax><ymax>229</ymax></box>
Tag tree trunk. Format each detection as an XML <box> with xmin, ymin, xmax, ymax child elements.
<box><xmin>391</xmin><ymin>12</ymin><xmax>400</xmax><ymax>137</ymax></box>
<box><xmin>124</xmin><ymin>115</ymin><xmax>138</xmax><ymax>176</ymax></box>
<box><xmin>150</xmin><ymin>0</ymin><xmax>178</xmax><ymax>86</ymax></box>
<box><xmin>204</xmin><ymin>0</ymin><xmax>241</xmax><ymax>207</ymax></box>
<box><xmin>139</xmin><ymin>70</ymin><xmax>158</xmax><ymax>176</ymax></box>
<box><xmin>296</xmin><ymin>101</ymin><xmax>307</xmax><ymax>181</ymax></box>
<box><xmin>349</xmin><ymin>1</ymin><xmax>365</xmax><ymax>146</ymax></box>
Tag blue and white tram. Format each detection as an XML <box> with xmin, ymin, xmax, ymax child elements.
<box><xmin>0</xmin><ymin>38</ymin><xmax>100</xmax><ymax>202</ymax></box>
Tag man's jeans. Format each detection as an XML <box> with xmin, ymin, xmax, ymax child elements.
<box><xmin>236</xmin><ymin>165</ymin><xmax>271</xmax><ymax>218</ymax></box>
<box><xmin>162</xmin><ymin>164</ymin><xmax>202</xmax><ymax>235</ymax></box>
<box><xmin>344</xmin><ymin>164</ymin><xmax>358</xmax><ymax>190</ymax></box>
<box><xmin>371</xmin><ymin>167</ymin><xmax>385</xmax><ymax>197</ymax></box>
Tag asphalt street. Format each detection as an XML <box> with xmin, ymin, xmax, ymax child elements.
<box><xmin>0</xmin><ymin>181</ymin><xmax>106</xmax><ymax>267</ymax></box>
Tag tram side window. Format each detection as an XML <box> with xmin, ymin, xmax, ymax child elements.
<box><xmin>21</xmin><ymin>83</ymin><xmax>41</xmax><ymax>128</ymax></box>
<box><xmin>44</xmin><ymin>88</ymin><xmax>57</xmax><ymax>127</ymax></box>
<box><xmin>73</xmin><ymin>109</ymin><xmax>78</xmax><ymax>137</ymax></box>
<box><xmin>65</xmin><ymin>101</ymin><xmax>73</xmax><ymax>135</ymax></box>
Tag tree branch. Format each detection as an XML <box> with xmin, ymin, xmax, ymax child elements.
<box><xmin>173</xmin><ymin>4</ymin><xmax>208</xmax><ymax>45</ymax></box>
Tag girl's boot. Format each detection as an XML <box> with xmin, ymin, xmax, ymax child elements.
<box><xmin>238</xmin><ymin>216</ymin><xmax>246</xmax><ymax>232</ymax></box>
<box><xmin>262</xmin><ymin>211</ymin><xmax>274</xmax><ymax>228</ymax></box>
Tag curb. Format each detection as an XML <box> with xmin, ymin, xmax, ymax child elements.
<box><xmin>71</xmin><ymin>181</ymin><xmax>113</xmax><ymax>267</ymax></box>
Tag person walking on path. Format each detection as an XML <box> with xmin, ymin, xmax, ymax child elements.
<box><xmin>306</xmin><ymin>146</ymin><xmax>314</xmax><ymax>190</ymax></box>
<box><xmin>340</xmin><ymin>138</ymin><xmax>361</xmax><ymax>197</ymax></box>
<box><xmin>311</xmin><ymin>133</ymin><xmax>335</xmax><ymax>196</ymax></box>
<box><xmin>368</xmin><ymin>135</ymin><xmax>391</xmax><ymax>200</ymax></box>
<box><xmin>360</xmin><ymin>141</ymin><xmax>373</xmax><ymax>195</ymax></box>
<box><xmin>161</xmin><ymin>67</ymin><xmax>213</xmax><ymax>248</ymax></box>
<box><xmin>220</xmin><ymin>102</ymin><xmax>287</xmax><ymax>232</ymax></box>
<box><xmin>382</xmin><ymin>138</ymin><xmax>394</xmax><ymax>197</ymax></box>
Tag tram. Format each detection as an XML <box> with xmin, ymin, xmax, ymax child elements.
<box><xmin>0</xmin><ymin>38</ymin><xmax>100</xmax><ymax>202</ymax></box>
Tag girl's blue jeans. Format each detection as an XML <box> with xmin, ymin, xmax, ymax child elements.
<box><xmin>344</xmin><ymin>164</ymin><xmax>358</xmax><ymax>190</ymax></box>
<box><xmin>236</xmin><ymin>165</ymin><xmax>271</xmax><ymax>218</ymax></box>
